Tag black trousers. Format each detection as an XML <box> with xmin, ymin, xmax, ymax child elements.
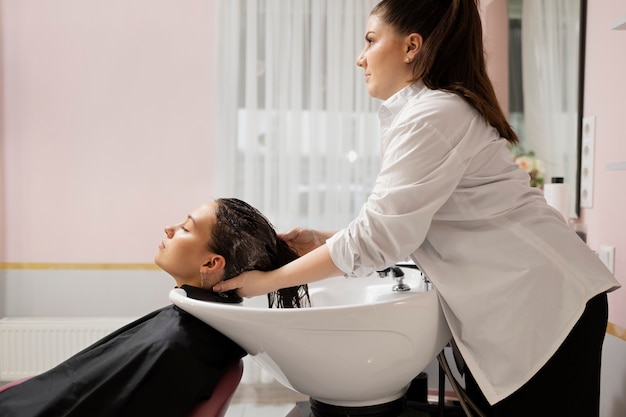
<box><xmin>464</xmin><ymin>292</ymin><xmax>608</xmax><ymax>417</ymax></box>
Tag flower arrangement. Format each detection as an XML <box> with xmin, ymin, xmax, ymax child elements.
<box><xmin>511</xmin><ymin>148</ymin><xmax>545</xmax><ymax>188</ymax></box>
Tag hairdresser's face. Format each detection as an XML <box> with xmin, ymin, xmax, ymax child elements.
<box><xmin>356</xmin><ymin>14</ymin><xmax>416</xmax><ymax>100</ymax></box>
<box><xmin>155</xmin><ymin>202</ymin><xmax>221</xmax><ymax>288</ymax></box>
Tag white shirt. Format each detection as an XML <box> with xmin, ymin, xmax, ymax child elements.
<box><xmin>326</xmin><ymin>82</ymin><xmax>620</xmax><ymax>404</ymax></box>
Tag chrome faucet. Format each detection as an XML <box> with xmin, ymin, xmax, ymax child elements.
<box><xmin>377</xmin><ymin>266</ymin><xmax>411</xmax><ymax>292</ymax></box>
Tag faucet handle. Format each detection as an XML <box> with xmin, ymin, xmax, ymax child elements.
<box><xmin>390</xmin><ymin>266</ymin><xmax>404</xmax><ymax>277</ymax></box>
<box><xmin>391</xmin><ymin>266</ymin><xmax>411</xmax><ymax>292</ymax></box>
<box><xmin>377</xmin><ymin>265</ymin><xmax>411</xmax><ymax>291</ymax></box>
<box><xmin>377</xmin><ymin>267</ymin><xmax>392</xmax><ymax>278</ymax></box>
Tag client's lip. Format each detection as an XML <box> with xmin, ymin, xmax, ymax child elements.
<box><xmin>159</xmin><ymin>240</ymin><xmax>166</xmax><ymax>250</ymax></box>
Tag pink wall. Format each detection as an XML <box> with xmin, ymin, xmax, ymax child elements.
<box><xmin>480</xmin><ymin>0</ymin><xmax>510</xmax><ymax>116</ymax></box>
<box><xmin>583</xmin><ymin>0</ymin><xmax>626</xmax><ymax>330</ymax></box>
<box><xmin>1</xmin><ymin>0</ymin><xmax>219</xmax><ymax>263</ymax></box>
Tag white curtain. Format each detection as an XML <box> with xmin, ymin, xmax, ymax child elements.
<box><xmin>522</xmin><ymin>0</ymin><xmax>580</xmax><ymax>207</ymax></box>
<box><xmin>212</xmin><ymin>0</ymin><xmax>380</xmax><ymax>233</ymax></box>
<box><xmin>213</xmin><ymin>0</ymin><xmax>380</xmax><ymax>385</ymax></box>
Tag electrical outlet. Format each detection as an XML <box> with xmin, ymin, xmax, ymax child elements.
<box><xmin>580</xmin><ymin>116</ymin><xmax>595</xmax><ymax>208</ymax></box>
<box><xmin>599</xmin><ymin>245</ymin><xmax>615</xmax><ymax>274</ymax></box>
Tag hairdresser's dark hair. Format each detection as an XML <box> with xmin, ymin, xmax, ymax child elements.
<box><xmin>208</xmin><ymin>198</ymin><xmax>310</xmax><ymax>308</ymax></box>
<box><xmin>372</xmin><ymin>0</ymin><xmax>518</xmax><ymax>144</ymax></box>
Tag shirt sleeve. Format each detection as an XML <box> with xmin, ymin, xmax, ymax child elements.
<box><xmin>327</xmin><ymin>102</ymin><xmax>482</xmax><ymax>276</ymax></box>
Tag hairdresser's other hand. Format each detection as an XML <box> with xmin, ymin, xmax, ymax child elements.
<box><xmin>278</xmin><ymin>227</ymin><xmax>336</xmax><ymax>256</ymax></box>
<box><xmin>213</xmin><ymin>270</ymin><xmax>274</xmax><ymax>298</ymax></box>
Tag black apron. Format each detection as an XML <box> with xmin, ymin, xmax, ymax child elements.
<box><xmin>0</xmin><ymin>286</ymin><xmax>246</xmax><ymax>417</ymax></box>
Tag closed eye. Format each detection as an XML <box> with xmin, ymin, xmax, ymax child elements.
<box><xmin>180</xmin><ymin>215</ymin><xmax>196</xmax><ymax>233</ymax></box>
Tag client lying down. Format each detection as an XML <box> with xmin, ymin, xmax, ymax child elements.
<box><xmin>0</xmin><ymin>198</ymin><xmax>309</xmax><ymax>417</ymax></box>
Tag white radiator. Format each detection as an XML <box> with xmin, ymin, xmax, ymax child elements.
<box><xmin>0</xmin><ymin>317</ymin><xmax>133</xmax><ymax>381</ymax></box>
<box><xmin>0</xmin><ymin>317</ymin><xmax>274</xmax><ymax>385</ymax></box>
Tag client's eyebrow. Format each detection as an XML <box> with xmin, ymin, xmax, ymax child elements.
<box><xmin>187</xmin><ymin>215</ymin><xmax>198</xmax><ymax>227</ymax></box>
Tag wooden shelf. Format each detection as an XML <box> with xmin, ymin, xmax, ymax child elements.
<box><xmin>611</xmin><ymin>15</ymin><xmax>626</xmax><ymax>30</ymax></box>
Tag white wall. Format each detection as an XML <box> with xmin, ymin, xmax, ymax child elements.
<box><xmin>601</xmin><ymin>334</ymin><xmax>626</xmax><ymax>416</ymax></box>
<box><xmin>2</xmin><ymin>269</ymin><xmax>172</xmax><ymax>317</ymax></box>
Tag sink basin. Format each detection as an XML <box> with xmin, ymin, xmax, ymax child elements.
<box><xmin>169</xmin><ymin>266</ymin><xmax>451</xmax><ymax>407</ymax></box>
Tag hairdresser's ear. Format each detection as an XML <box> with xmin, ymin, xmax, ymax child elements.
<box><xmin>405</xmin><ymin>33</ymin><xmax>423</xmax><ymax>61</ymax></box>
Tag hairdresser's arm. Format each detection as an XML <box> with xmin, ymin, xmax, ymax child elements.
<box><xmin>278</xmin><ymin>228</ymin><xmax>338</xmax><ymax>256</ymax></box>
<box><xmin>213</xmin><ymin>244</ymin><xmax>341</xmax><ymax>298</ymax></box>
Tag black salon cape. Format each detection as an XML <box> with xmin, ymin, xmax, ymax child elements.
<box><xmin>0</xmin><ymin>285</ymin><xmax>246</xmax><ymax>417</ymax></box>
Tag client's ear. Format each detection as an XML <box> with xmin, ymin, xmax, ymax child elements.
<box><xmin>199</xmin><ymin>255</ymin><xmax>226</xmax><ymax>288</ymax></box>
<box><xmin>201</xmin><ymin>254</ymin><xmax>225</xmax><ymax>273</ymax></box>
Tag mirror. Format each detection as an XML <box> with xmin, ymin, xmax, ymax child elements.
<box><xmin>508</xmin><ymin>0</ymin><xmax>587</xmax><ymax>218</ymax></box>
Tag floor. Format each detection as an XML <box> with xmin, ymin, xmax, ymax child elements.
<box><xmin>225</xmin><ymin>381</ymin><xmax>308</xmax><ymax>417</ymax></box>
<box><xmin>1</xmin><ymin>380</ymin><xmax>460</xmax><ymax>417</ymax></box>
<box><xmin>224</xmin><ymin>382</ymin><xmax>462</xmax><ymax>417</ymax></box>
<box><xmin>0</xmin><ymin>379</ymin><xmax>303</xmax><ymax>417</ymax></box>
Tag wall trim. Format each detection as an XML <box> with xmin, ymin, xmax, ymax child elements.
<box><xmin>607</xmin><ymin>322</ymin><xmax>626</xmax><ymax>342</ymax></box>
<box><xmin>2</xmin><ymin>262</ymin><xmax>625</xmax><ymax>343</ymax></box>
<box><xmin>0</xmin><ymin>262</ymin><xmax>158</xmax><ymax>270</ymax></box>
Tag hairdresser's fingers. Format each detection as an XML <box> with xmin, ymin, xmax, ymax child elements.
<box><xmin>277</xmin><ymin>227</ymin><xmax>302</xmax><ymax>242</ymax></box>
<box><xmin>278</xmin><ymin>228</ymin><xmax>319</xmax><ymax>256</ymax></box>
<box><xmin>234</xmin><ymin>274</ymin><xmax>264</xmax><ymax>298</ymax></box>
<box><xmin>213</xmin><ymin>275</ymin><xmax>245</xmax><ymax>293</ymax></box>
<box><xmin>278</xmin><ymin>228</ymin><xmax>306</xmax><ymax>255</ymax></box>
<box><xmin>213</xmin><ymin>270</ymin><xmax>270</xmax><ymax>298</ymax></box>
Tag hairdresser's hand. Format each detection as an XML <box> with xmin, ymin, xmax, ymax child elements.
<box><xmin>213</xmin><ymin>270</ymin><xmax>276</xmax><ymax>298</ymax></box>
<box><xmin>278</xmin><ymin>228</ymin><xmax>336</xmax><ymax>256</ymax></box>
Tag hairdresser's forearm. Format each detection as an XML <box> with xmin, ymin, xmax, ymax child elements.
<box><xmin>272</xmin><ymin>244</ymin><xmax>342</xmax><ymax>290</ymax></box>
<box><xmin>212</xmin><ymin>244</ymin><xmax>343</xmax><ymax>296</ymax></box>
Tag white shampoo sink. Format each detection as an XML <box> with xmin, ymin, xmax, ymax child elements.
<box><xmin>169</xmin><ymin>266</ymin><xmax>451</xmax><ymax>407</ymax></box>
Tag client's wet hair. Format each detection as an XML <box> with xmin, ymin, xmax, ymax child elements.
<box><xmin>207</xmin><ymin>198</ymin><xmax>310</xmax><ymax>308</ymax></box>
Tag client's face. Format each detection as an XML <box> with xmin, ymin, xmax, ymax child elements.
<box><xmin>155</xmin><ymin>202</ymin><xmax>219</xmax><ymax>287</ymax></box>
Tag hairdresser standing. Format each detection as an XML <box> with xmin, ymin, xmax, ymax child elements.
<box><xmin>214</xmin><ymin>1</ymin><xmax>620</xmax><ymax>416</ymax></box>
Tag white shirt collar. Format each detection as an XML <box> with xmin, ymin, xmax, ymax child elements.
<box><xmin>378</xmin><ymin>80</ymin><xmax>428</xmax><ymax>125</ymax></box>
